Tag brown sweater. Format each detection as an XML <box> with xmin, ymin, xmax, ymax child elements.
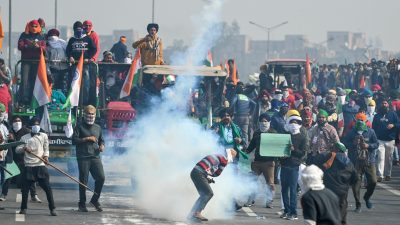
<box><xmin>132</xmin><ymin>34</ymin><xmax>164</xmax><ymax>66</ymax></box>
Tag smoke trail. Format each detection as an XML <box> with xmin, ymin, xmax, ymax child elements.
<box><xmin>112</xmin><ymin>0</ymin><xmax>257</xmax><ymax>221</ymax></box>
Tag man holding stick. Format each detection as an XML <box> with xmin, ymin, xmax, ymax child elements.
<box><xmin>72</xmin><ymin>105</ymin><xmax>105</xmax><ymax>212</ymax></box>
<box><xmin>15</xmin><ymin>118</ymin><xmax>57</xmax><ymax>216</ymax></box>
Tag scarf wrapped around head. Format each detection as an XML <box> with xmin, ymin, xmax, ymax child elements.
<box><xmin>301</xmin><ymin>165</ymin><xmax>325</xmax><ymax>192</ymax></box>
<box><xmin>26</xmin><ymin>20</ymin><xmax>41</xmax><ymax>34</ymax></box>
<box><xmin>355</xmin><ymin>120</ymin><xmax>367</xmax><ymax>132</ymax></box>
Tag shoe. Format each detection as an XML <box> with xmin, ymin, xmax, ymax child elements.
<box><xmin>243</xmin><ymin>200</ymin><xmax>255</xmax><ymax>207</ymax></box>
<box><xmin>286</xmin><ymin>214</ymin><xmax>298</xmax><ymax>220</ymax></box>
<box><xmin>364</xmin><ymin>198</ymin><xmax>373</xmax><ymax>209</ymax></box>
<box><xmin>280</xmin><ymin>212</ymin><xmax>289</xmax><ymax>219</ymax></box>
<box><xmin>385</xmin><ymin>176</ymin><xmax>391</xmax><ymax>181</ymax></box>
<box><xmin>50</xmin><ymin>209</ymin><xmax>58</xmax><ymax>216</ymax></box>
<box><xmin>354</xmin><ymin>207</ymin><xmax>362</xmax><ymax>213</ymax></box>
<box><xmin>377</xmin><ymin>177</ymin><xmax>383</xmax><ymax>182</ymax></box>
<box><xmin>19</xmin><ymin>209</ymin><xmax>27</xmax><ymax>214</ymax></box>
<box><xmin>31</xmin><ymin>195</ymin><xmax>42</xmax><ymax>203</ymax></box>
<box><xmin>266</xmin><ymin>201</ymin><xmax>273</xmax><ymax>208</ymax></box>
<box><xmin>187</xmin><ymin>215</ymin><xmax>202</xmax><ymax>223</ymax></box>
<box><xmin>0</xmin><ymin>194</ymin><xmax>6</xmax><ymax>201</ymax></box>
<box><xmin>78</xmin><ymin>203</ymin><xmax>89</xmax><ymax>212</ymax></box>
<box><xmin>276</xmin><ymin>209</ymin><xmax>284</xmax><ymax>216</ymax></box>
<box><xmin>90</xmin><ymin>201</ymin><xmax>103</xmax><ymax>212</ymax></box>
<box><xmin>193</xmin><ymin>212</ymin><xmax>208</xmax><ymax>221</ymax></box>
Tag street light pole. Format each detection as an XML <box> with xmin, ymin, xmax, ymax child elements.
<box><xmin>152</xmin><ymin>0</ymin><xmax>155</xmax><ymax>22</ymax></box>
<box><xmin>8</xmin><ymin>0</ymin><xmax>11</xmax><ymax>69</ymax></box>
<box><xmin>55</xmin><ymin>0</ymin><xmax>58</xmax><ymax>29</ymax></box>
<box><xmin>249</xmin><ymin>20</ymin><xmax>288</xmax><ymax>60</ymax></box>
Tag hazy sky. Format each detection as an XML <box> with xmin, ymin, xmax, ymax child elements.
<box><xmin>1</xmin><ymin>0</ymin><xmax>399</xmax><ymax>51</ymax></box>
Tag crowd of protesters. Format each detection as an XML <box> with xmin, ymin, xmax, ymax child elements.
<box><xmin>1</xmin><ymin>18</ymin><xmax>400</xmax><ymax>224</ymax></box>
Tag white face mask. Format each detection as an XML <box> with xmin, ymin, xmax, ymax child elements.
<box><xmin>283</xmin><ymin>91</ymin><xmax>289</xmax><ymax>99</ymax></box>
<box><xmin>31</xmin><ymin>125</ymin><xmax>41</xmax><ymax>134</ymax></box>
<box><xmin>274</xmin><ymin>94</ymin><xmax>283</xmax><ymax>100</ymax></box>
<box><xmin>13</xmin><ymin>122</ymin><xmax>22</xmax><ymax>132</ymax></box>
<box><xmin>315</xmin><ymin>95</ymin><xmax>322</xmax><ymax>105</ymax></box>
<box><xmin>338</xmin><ymin>95</ymin><xmax>346</xmax><ymax>105</ymax></box>
<box><xmin>295</xmin><ymin>99</ymin><xmax>303</xmax><ymax>108</ymax></box>
<box><xmin>287</xmin><ymin>123</ymin><xmax>301</xmax><ymax>134</ymax></box>
<box><xmin>0</xmin><ymin>112</ymin><xmax>4</xmax><ymax>122</ymax></box>
<box><xmin>367</xmin><ymin>106</ymin><xmax>375</xmax><ymax>114</ymax></box>
<box><xmin>357</xmin><ymin>130</ymin><xmax>363</xmax><ymax>135</ymax></box>
<box><xmin>259</xmin><ymin>121</ymin><xmax>270</xmax><ymax>132</ymax></box>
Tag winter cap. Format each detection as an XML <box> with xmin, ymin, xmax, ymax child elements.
<box><xmin>318</xmin><ymin>109</ymin><xmax>329</xmax><ymax>118</ymax></box>
<box><xmin>334</xmin><ymin>142</ymin><xmax>347</xmax><ymax>153</ymax></box>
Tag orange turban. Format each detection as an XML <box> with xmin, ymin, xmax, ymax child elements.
<box><xmin>355</xmin><ymin>112</ymin><xmax>367</xmax><ymax>122</ymax></box>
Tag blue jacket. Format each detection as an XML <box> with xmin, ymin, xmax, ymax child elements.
<box><xmin>343</xmin><ymin>127</ymin><xmax>378</xmax><ymax>164</ymax></box>
<box><xmin>271</xmin><ymin>112</ymin><xmax>287</xmax><ymax>134</ymax></box>
<box><xmin>372</xmin><ymin>111</ymin><xmax>400</xmax><ymax>141</ymax></box>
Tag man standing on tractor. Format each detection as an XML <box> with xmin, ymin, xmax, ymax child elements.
<box><xmin>133</xmin><ymin>23</ymin><xmax>164</xmax><ymax>66</ymax></box>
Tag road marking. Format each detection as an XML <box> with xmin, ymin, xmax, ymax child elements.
<box><xmin>16</xmin><ymin>194</ymin><xmax>22</xmax><ymax>203</ymax></box>
<box><xmin>15</xmin><ymin>210</ymin><xmax>25</xmax><ymax>222</ymax></box>
<box><xmin>378</xmin><ymin>183</ymin><xmax>400</xmax><ymax>196</ymax></box>
<box><xmin>241</xmin><ymin>207</ymin><xmax>257</xmax><ymax>217</ymax></box>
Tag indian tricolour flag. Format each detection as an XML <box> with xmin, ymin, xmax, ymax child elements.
<box><xmin>120</xmin><ymin>49</ymin><xmax>141</xmax><ymax>99</ymax></box>
<box><xmin>204</xmin><ymin>50</ymin><xmax>213</xmax><ymax>67</ymax></box>
<box><xmin>32</xmin><ymin>49</ymin><xmax>51</xmax><ymax>107</ymax></box>
<box><xmin>32</xmin><ymin>49</ymin><xmax>52</xmax><ymax>133</ymax></box>
<box><xmin>63</xmin><ymin>52</ymin><xmax>84</xmax><ymax>108</ymax></box>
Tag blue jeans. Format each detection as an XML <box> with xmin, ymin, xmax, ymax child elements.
<box><xmin>190</xmin><ymin>168</ymin><xmax>213</xmax><ymax>214</ymax></box>
<box><xmin>280</xmin><ymin>166</ymin><xmax>299</xmax><ymax>215</ymax></box>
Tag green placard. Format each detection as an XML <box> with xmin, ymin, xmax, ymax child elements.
<box><xmin>5</xmin><ymin>161</ymin><xmax>21</xmax><ymax>180</ymax></box>
<box><xmin>260</xmin><ymin>133</ymin><xmax>291</xmax><ymax>157</ymax></box>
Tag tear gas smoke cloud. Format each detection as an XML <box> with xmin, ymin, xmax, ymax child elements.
<box><xmin>110</xmin><ymin>0</ymin><xmax>259</xmax><ymax>221</ymax></box>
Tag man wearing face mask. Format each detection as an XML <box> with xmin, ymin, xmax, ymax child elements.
<box><xmin>280</xmin><ymin>111</ymin><xmax>309</xmax><ymax>220</ymax></box>
<box><xmin>72</xmin><ymin>105</ymin><xmax>105</xmax><ymax>212</ymax></box>
<box><xmin>1</xmin><ymin>116</ymin><xmax>40</xmax><ymax>203</ymax></box>
<box><xmin>372</xmin><ymin>100</ymin><xmax>399</xmax><ymax>182</ymax></box>
<box><xmin>18</xmin><ymin>20</ymin><xmax>47</xmax><ymax>105</ymax></box>
<box><xmin>187</xmin><ymin>149</ymin><xmax>237</xmax><ymax>222</ymax></box>
<box><xmin>281</xmin><ymin>86</ymin><xmax>295</xmax><ymax>109</ymax></box>
<box><xmin>15</xmin><ymin>118</ymin><xmax>57</xmax><ymax>216</ymax></box>
<box><xmin>343</xmin><ymin>120</ymin><xmax>378</xmax><ymax>213</ymax></box>
<box><xmin>46</xmin><ymin>29</ymin><xmax>68</xmax><ymax>94</ymax></box>
<box><xmin>309</xmin><ymin>110</ymin><xmax>340</xmax><ymax>155</ymax></box>
<box><xmin>66</xmin><ymin>21</ymin><xmax>97</xmax><ymax>107</ymax></box>
<box><xmin>360</xmin><ymin>89</ymin><xmax>373</xmax><ymax>110</ymax></box>
<box><xmin>246</xmin><ymin>113</ymin><xmax>276</xmax><ymax>208</ymax></box>
<box><xmin>271</xmin><ymin>102</ymin><xmax>289</xmax><ymax>134</ymax></box>
<box><xmin>366</xmin><ymin>100</ymin><xmax>376</xmax><ymax>124</ymax></box>
<box><xmin>83</xmin><ymin>20</ymin><xmax>100</xmax><ymax>62</ymax></box>
<box><xmin>342</xmin><ymin>91</ymin><xmax>360</xmax><ymax>135</ymax></box>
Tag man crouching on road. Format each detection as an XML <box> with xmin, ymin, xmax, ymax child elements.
<box><xmin>16</xmin><ymin>118</ymin><xmax>57</xmax><ymax>216</ymax></box>
<box><xmin>72</xmin><ymin>105</ymin><xmax>105</xmax><ymax>212</ymax></box>
<box><xmin>187</xmin><ymin>149</ymin><xmax>237</xmax><ymax>223</ymax></box>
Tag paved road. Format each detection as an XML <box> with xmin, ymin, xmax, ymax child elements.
<box><xmin>1</xmin><ymin>164</ymin><xmax>399</xmax><ymax>225</ymax></box>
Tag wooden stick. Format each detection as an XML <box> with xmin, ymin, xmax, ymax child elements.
<box><xmin>25</xmin><ymin>150</ymin><xmax>98</xmax><ymax>195</ymax></box>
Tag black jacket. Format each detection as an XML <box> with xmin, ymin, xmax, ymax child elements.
<box><xmin>72</xmin><ymin>123</ymin><xmax>104</xmax><ymax>159</ymax></box>
<box><xmin>110</xmin><ymin>41</ymin><xmax>129</xmax><ymax>63</ymax></box>
<box><xmin>246</xmin><ymin>130</ymin><xmax>275</xmax><ymax>162</ymax></box>
<box><xmin>308</xmin><ymin>152</ymin><xmax>357</xmax><ymax>196</ymax></box>
<box><xmin>66</xmin><ymin>35</ymin><xmax>97</xmax><ymax>60</ymax></box>
<box><xmin>281</xmin><ymin>127</ymin><xmax>309</xmax><ymax>167</ymax></box>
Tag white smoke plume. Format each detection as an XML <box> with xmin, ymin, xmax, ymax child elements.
<box><xmin>112</xmin><ymin>0</ymin><xmax>258</xmax><ymax>221</ymax></box>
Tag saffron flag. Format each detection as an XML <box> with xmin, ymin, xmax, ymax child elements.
<box><xmin>305</xmin><ymin>54</ymin><xmax>312</xmax><ymax>86</ymax></box>
<box><xmin>0</xmin><ymin>15</ymin><xmax>4</xmax><ymax>50</ymax></box>
<box><xmin>63</xmin><ymin>52</ymin><xmax>84</xmax><ymax>108</ymax></box>
<box><xmin>32</xmin><ymin>49</ymin><xmax>51</xmax><ymax>107</ymax></box>
<box><xmin>231</xmin><ymin>62</ymin><xmax>238</xmax><ymax>85</ymax></box>
<box><xmin>120</xmin><ymin>49</ymin><xmax>141</xmax><ymax>99</ymax></box>
<box><xmin>359</xmin><ymin>75</ymin><xmax>365</xmax><ymax>89</ymax></box>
